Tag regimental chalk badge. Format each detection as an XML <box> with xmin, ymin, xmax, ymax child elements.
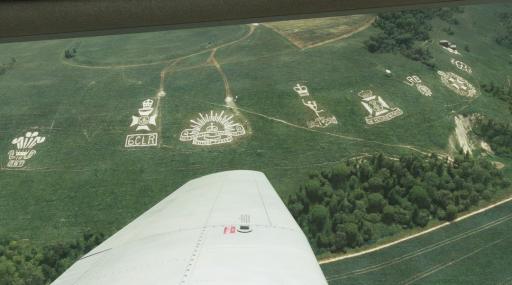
<box><xmin>180</xmin><ymin>111</ymin><xmax>246</xmax><ymax>146</ymax></box>
<box><xmin>293</xmin><ymin>83</ymin><xmax>338</xmax><ymax>129</ymax></box>
<box><xmin>131</xmin><ymin>99</ymin><xmax>157</xmax><ymax>131</ymax></box>
<box><xmin>358</xmin><ymin>90</ymin><xmax>403</xmax><ymax>125</ymax></box>
<box><xmin>125</xmin><ymin>99</ymin><xmax>159</xmax><ymax>148</ymax></box>
<box><xmin>7</xmin><ymin>131</ymin><xmax>46</xmax><ymax>168</ymax></box>
<box><xmin>437</xmin><ymin>71</ymin><xmax>477</xmax><ymax>98</ymax></box>
<box><xmin>404</xmin><ymin>75</ymin><xmax>433</xmax><ymax>97</ymax></box>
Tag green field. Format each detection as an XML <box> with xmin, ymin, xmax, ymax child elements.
<box><xmin>265</xmin><ymin>14</ymin><xmax>375</xmax><ymax>49</ymax></box>
<box><xmin>321</xmin><ymin>200</ymin><xmax>512</xmax><ymax>284</ymax></box>
<box><xmin>0</xmin><ymin>0</ymin><xmax>511</xmax><ymax>260</ymax></box>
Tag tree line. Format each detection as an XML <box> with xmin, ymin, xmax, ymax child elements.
<box><xmin>481</xmin><ymin>81</ymin><xmax>512</xmax><ymax>114</ymax></box>
<box><xmin>286</xmin><ymin>153</ymin><xmax>510</xmax><ymax>255</ymax></box>
<box><xmin>473</xmin><ymin>117</ymin><xmax>512</xmax><ymax>158</ymax></box>
<box><xmin>476</xmin><ymin>82</ymin><xmax>512</xmax><ymax>157</ymax></box>
<box><xmin>365</xmin><ymin>8</ymin><xmax>464</xmax><ymax>68</ymax></box>
<box><xmin>0</xmin><ymin>232</ymin><xmax>104</xmax><ymax>285</ymax></box>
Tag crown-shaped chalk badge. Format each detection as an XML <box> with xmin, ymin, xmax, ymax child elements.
<box><xmin>131</xmin><ymin>99</ymin><xmax>157</xmax><ymax>131</ymax></box>
<box><xmin>293</xmin><ymin>84</ymin><xmax>310</xmax><ymax>97</ymax></box>
<box><xmin>142</xmin><ymin>99</ymin><xmax>153</xmax><ymax>109</ymax></box>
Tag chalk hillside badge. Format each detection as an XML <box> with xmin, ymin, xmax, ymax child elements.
<box><xmin>7</xmin><ymin>131</ymin><xmax>46</xmax><ymax>168</ymax></box>
<box><xmin>125</xmin><ymin>99</ymin><xmax>159</xmax><ymax>148</ymax></box>
<box><xmin>358</xmin><ymin>90</ymin><xmax>403</xmax><ymax>125</ymax></box>
<box><xmin>180</xmin><ymin>111</ymin><xmax>245</xmax><ymax>146</ymax></box>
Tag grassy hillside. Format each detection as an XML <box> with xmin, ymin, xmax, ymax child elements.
<box><xmin>0</xmin><ymin>2</ymin><xmax>511</xmax><ymax>248</ymax></box>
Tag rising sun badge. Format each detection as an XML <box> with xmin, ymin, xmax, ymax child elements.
<box><xmin>180</xmin><ymin>111</ymin><xmax>246</xmax><ymax>146</ymax></box>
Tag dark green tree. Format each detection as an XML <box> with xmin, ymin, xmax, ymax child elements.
<box><xmin>408</xmin><ymin>186</ymin><xmax>431</xmax><ymax>209</ymax></box>
<box><xmin>310</xmin><ymin>205</ymin><xmax>329</xmax><ymax>232</ymax></box>
<box><xmin>446</xmin><ymin>204</ymin><xmax>458</xmax><ymax>221</ymax></box>
<box><xmin>367</xmin><ymin>193</ymin><xmax>386</xmax><ymax>213</ymax></box>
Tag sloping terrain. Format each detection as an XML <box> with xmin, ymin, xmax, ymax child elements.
<box><xmin>0</xmin><ymin>3</ymin><xmax>510</xmax><ymax>259</ymax></box>
<box><xmin>264</xmin><ymin>15</ymin><xmax>375</xmax><ymax>49</ymax></box>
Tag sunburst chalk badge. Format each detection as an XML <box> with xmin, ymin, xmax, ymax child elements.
<box><xmin>180</xmin><ymin>111</ymin><xmax>246</xmax><ymax>146</ymax></box>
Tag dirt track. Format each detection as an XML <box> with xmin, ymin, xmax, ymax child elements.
<box><xmin>264</xmin><ymin>16</ymin><xmax>375</xmax><ymax>50</ymax></box>
<box><xmin>319</xmin><ymin>195</ymin><xmax>512</xmax><ymax>265</ymax></box>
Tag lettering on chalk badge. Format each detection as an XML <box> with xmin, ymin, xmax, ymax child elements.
<box><xmin>450</xmin><ymin>59</ymin><xmax>473</xmax><ymax>74</ymax></box>
<box><xmin>125</xmin><ymin>99</ymin><xmax>159</xmax><ymax>147</ymax></box>
<box><xmin>7</xmin><ymin>132</ymin><xmax>46</xmax><ymax>168</ymax></box>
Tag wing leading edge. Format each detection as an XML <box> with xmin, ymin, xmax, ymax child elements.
<box><xmin>52</xmin><ymin>170</ymin><xmax>328</xmax><ymax>285</ymax></box>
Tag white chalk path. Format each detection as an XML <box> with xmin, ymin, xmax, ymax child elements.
<box><xmin>320</xmin><ymin>195</ymin><xmax>512</xmax><ymax>265</ymax></box>
<box><xmin>207</xmin><ymin>48</ymin><xmax>253</xmax><ymax>133</ymax></box>
<box><xmin>61</xmin><ymin>25</ymin><xmax>255</xmax><ymax>70</ymax></box>
<box><xmin>132</xmin><ymin>24</ymin><xmax>256</xmax><ymax>142</ymax></box>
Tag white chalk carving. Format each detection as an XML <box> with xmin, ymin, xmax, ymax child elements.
<box><xmin>131</xmin><ymin>99</ymin><xmax>157</xmax><ymax>131</ymax></box>
<box><xmin>180</xmin><ymin>111</ymin><xmax>245</xmax><ymax>146</ymax></box>
<box><xmin>451</xmin><ymin>59</ymin><xmax>472</xmax><ymax>74</ymax></box>
<box><xmin>293</xmin><ymin>83</ymin><xmax>338</xmax><ymax>128</ymax></box>
<box><xmin>404</xmin><ymin>75</ymin><xmax>432</xmax><ymax>97</ymax></box>
<box><xmin>438</xmin><ymin>71</ymin><xmax>477</xmax><ymax>98</ymax></box>
<box><xmin>293</xmin><ymin>84</ymin><xmax>311</xmax><ymax>97</ymax></box>
<box><xmin>359</xmin><ymin>90</ymin><xmax>403</xmax><ymax>125</ymax></box>
<box><xmin>125</xmin><ymin>98</ymin><xmax>159</xmax><ymax>147</ymax></box>
<box><xmin>125</xmin><ymin>133</ymin><xmax>158</xmax><ymax>148</ymax></box>
<box><xmin>7</xmin><ymin>132</ymin><xmax>46</xmax><ymax>168</ymax></box>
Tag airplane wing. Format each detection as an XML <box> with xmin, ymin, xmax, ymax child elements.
<box><xmin>51</xmin><ymin>170</ymin><xmax>328</xmax><ymax>285</ymax></box>
<box><xmin>0</xmin><ymin>0</ymin><xmax>487</xmax><ymax>42</ymax></box>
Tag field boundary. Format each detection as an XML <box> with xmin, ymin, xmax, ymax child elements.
<box><xmin>302</xmin><ymin>16</ymin><xmax>376</xmax><ymax>50</ymax></box>
<box><xmin>264</xmin><ymin>16</ymin><xmax>375</xmax><ymax>50</ymax></box>
<box><xmin>319</xmin><ymin>195</ymin><xmax>512</xmax><ymax>265</ymax></box>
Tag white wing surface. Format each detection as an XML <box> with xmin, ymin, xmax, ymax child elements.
<box><xmin>52</xmin><ymin>170</ymin><xmax>328</xmax><ymax>285</ymax></box>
